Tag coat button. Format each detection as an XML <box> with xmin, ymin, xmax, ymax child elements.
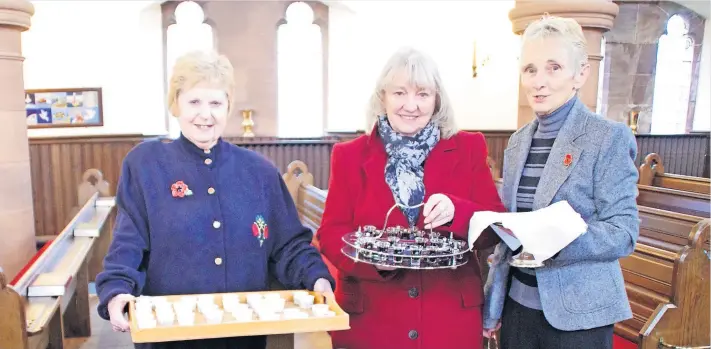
<box><xmin>214</xmin><ymin>257</ymin><xmax>223</xmax><ymax>265</ymax></box>
<box><xmin>204</xmin><ymin>149</ymin><xmax>211</xmax><ymax>154</ymax></box>
<box><xmin>204</xmin><ymin>158</ymin><xmax>213</xmax><ymax>165</ymax></box>
<box><xmin>208</xmin><ymin>187</ymin><xmax>215</xmax><ymax>195</ymax></box>
<box><xmin>213</xmin><ymin>221</ymin><xmax>221</xmax><ymax>229</ymax></box>
<box><xmin>408</xmin><ymin>287</ymin><xmax>419</xmax><ymax>298</ymax></box>
<box><xmin>408</xmin><ymin>330</ymin><xmax>418</xmax><ymax>340</ymax></box>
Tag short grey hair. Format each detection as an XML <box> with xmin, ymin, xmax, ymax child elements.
<box><xmin>365</xmin><ymin>47</ymin><xmax>457</xmax><ymax>139</ymax></box>
<box><xmin>521</xmin><ymin>15</ymin><xmax>588</xmax><ymax>74</ymax></box>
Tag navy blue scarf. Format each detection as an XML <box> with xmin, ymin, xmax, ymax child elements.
<box><xmin>377</xmin><ymin>115</ymin><xmax>440</xmax><ymax>227</ymax></box>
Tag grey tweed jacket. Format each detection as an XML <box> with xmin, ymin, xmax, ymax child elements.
<box><xmin>483</xmin><ymin>98</ymin><xmax>640</xmax><ymax>331</ymax></box>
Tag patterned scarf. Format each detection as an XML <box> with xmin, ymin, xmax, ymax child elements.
<box><xmin>377</xmin><ymin>115</ymin><xmax>440</xmax><ymax>227</ymax></box>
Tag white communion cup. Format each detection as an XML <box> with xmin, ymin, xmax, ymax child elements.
<box><xmin>298</xmin><ymin>295</ymin><xmax>315</xmax><ymax>309</ymax></box>
<box><xmin>176</xmin><ymin>311</ymin><xmax>195</xmax><ymax>326</ymax></box>
<box><xmin>311</xmin><ymin>304</ymin><xmax>330</xmax><ymax>316</ymax></box>
<box><xmin>232</xmin><ymin>308</ymin><xmax>254</xmax><ymax>322</ymax></box>
<box><xmin>204</xmin><ymin>309</ymin><xmax>224</xmax><ymax>324</ymax></box>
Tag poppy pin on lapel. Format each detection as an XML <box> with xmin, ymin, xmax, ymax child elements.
<box><xmin>563</xmin><ymin>154</ymin><xmax>573</xmax><ymax>167</ymax></box>
<box><xmin>171</xmin><ymin>180</ymin><xmax>193</xmax><ymax>198</ymax></box>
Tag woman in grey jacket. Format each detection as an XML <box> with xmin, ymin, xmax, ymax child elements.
<box><xmin>482</xmin><ymin>15</ymin><xmax>639</xmax><ymax>349</ymax></box>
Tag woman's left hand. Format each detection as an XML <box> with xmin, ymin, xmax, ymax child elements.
<box><xmin>423</xmin><ymin>193</ymin><xmax>455</xmax><ymax>229</ymax></box>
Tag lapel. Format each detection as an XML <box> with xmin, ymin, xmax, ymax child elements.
<box><xmin>504</xmin><ymin>124</ymin><xmax>535</xmax><ymax>212</ymax></box>
<box><xmin>361</xmin><ymin>127</ymin><xmax>459</xmax><ymax>228</ymax></box>
<box><xmin>532</xmin><ymin>99</ymin><xmax>589</xmax><ymax>209</ymax></box>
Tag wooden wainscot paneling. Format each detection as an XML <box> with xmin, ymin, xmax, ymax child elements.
<box><xmin>29</xmin><ymin>135</ymin><xmax>146</xmax><ymax>238</ymax></box>
<box><xmin>224</xmin><ymin>137</ymin><xmax>340</xmax><ymax>190</ymax></box>
<box><xmin>26</xmin><ymin>131</ymin><xmax>709</xmax><ymax>237</ymax></box>
<box><xmin>635</xmin><ymin>133</ymin><xmax>710</xmax><ymax>178</ymax></box>
<box><xmin>28</xmin><ymin>135</ymin><xmax>341</xmax><ymax>237</ymax></box>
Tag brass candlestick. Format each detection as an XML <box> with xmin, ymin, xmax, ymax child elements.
<box><xmin>241</xmin><ymin>109</ymin><xmax>255</xmax><ymax>137</ymax></box>
<box><xmin>628</xmin><ymin>110</ymin><xmax>639</xmax><ymax>135</ymax></box>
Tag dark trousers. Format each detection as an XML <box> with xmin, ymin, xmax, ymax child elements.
<box><xmin>134</xmin><ymin>335</ymin><xmax>266</xmax><ymax>349</ymax></box>
<box><xmin>500</xmin><ymin>297</ymin><xmax>613</xmax><ymax>349</ymax></box>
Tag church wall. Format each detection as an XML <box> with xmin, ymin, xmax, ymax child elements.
<box><xmin>326</xmin><ymin>1</ymin><xmax>521</xmax><ymax>133</ymax></box>
<box><xmin>22</xmin><ymin>1</ymin><xmax>166</xmax><ymax>138</ymax></box>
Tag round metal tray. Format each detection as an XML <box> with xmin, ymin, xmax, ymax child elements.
<box><xmin>339</xmin><ymin>203</ymin><xmax>471</xmax><ymax>270</ymax></box>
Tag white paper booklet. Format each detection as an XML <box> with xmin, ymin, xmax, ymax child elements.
<box><xmin>467</xmin><ymin>201</ymin><xmax>589</xmax><ymax>262</ymax></box>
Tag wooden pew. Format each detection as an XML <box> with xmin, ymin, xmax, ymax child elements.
<box><xmin>0</xmin><ymin>169</ymin><xmax>116</xmax><ymax>349</ymax></box>
<box><xmin>282</xmin><ymin>160</ymin><xmax>327</xmax><ymax>243</ymax></box>
<box><xmin>639</xmin><ymin>153</ymin><xmax>710</xmax><ymax>194</ymax></box>
<box><xmin>616</xmin><ymin>207</ymin><xmax>706</xmax><ymax>342</ymax></box>
<box><xmin>254</xmin><ymin>161</ymin><xmax>331</xmax><ymax>349</ymax></box>
<box><xmin>638</xmin><ymin>219</ymin><xmax>710</xmax><ymax>348</ymax></box>
<box><xmin>637</xmin><ymin>184</ymin><xmax>710</xmax><ymax>218</ymax></box>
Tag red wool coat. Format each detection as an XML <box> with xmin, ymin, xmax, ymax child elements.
<box><xmin>316</xmin><ymin>130</ymin><xmax>506</xmax><ymax>349</ymax></box>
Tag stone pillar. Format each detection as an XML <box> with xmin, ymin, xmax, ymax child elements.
<box><xmin>509</xmin><ymin>0</ymin><xmax>618</xmax><ymax>127</ymax></box>
<box><xmin>0</xmin><ymin>0</ymin><xmax>36</xmax><ymax>281</ymax></box>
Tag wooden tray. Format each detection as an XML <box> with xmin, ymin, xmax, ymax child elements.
<box><xmin>128</xmin><ymin>290</ymin><xmax>350</xmax><ymax>343</ymax></box>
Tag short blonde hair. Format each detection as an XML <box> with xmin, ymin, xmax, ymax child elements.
<box><xmin>365</xmin><ymin>47</ymin><xmax>457</xmax><ymax>139</ymax></box>
<box><xmin>167</xmin><ymin>50</ymin><xmax>236</xmax><ymax>116</ymax></box>
<box><xmin>521</xmin><ymin>15</ymin><xmax>588</xmax><ymax>74</ymax></box>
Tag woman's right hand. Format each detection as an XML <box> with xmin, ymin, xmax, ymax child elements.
<box><xmin>483</xmin><ymin>322</ymin><xmax>501</xmax><ymax>338</ymax></box>
<box><xmin>108</xmin><ymin>293</ymin><xmax>135</xmax><ymax>332</ymax></box>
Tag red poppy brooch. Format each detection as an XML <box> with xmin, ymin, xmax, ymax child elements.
<box><xmin>563</xmin><ymin>153</ymin><xmax>573</xmax><ymax>167</ymax></box>
<box><xmin>171</xmin><ymin>180</ymin><xmax>193</xmax><ymax>198</ymax></box>
<box><xmin>252</xmin><ymin>215</ymin><xmax>269</xmax><ymax>247</ymax></box>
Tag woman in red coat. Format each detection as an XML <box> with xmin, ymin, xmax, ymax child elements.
<box><xmin>316</xmin><ymin>47</ymin><xmax>506</xmax><ymax>349</ymax></box>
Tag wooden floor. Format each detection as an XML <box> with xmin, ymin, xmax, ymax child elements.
<box><xmin>64</xmin><ymin>296</ymin><xmax>332</xmax><ymax>349</ymax></box>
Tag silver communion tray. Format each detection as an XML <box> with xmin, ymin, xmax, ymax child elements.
<box><xmin>341</xmin><ymin>225</ymin><xmax>472</xmax><ymax>270</ymax></box>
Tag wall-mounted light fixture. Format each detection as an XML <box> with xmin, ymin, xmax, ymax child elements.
<box><xmin>472</xmin><ymin>40</ymin><xmax>491</xmax><ymax>78</ymax></box>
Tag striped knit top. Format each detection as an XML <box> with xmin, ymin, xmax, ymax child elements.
<box><xmin>508</xmin><ymin>96</ymin><xmax>577</xmax><ymax>310</ymax></box>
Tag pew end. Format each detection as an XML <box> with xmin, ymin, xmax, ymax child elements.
<box><xmin>638</xmin><ymin>219</ymin><xmax>710</xmax><ymax>349</ymax></box>
<box><xmin>0</xmin><ymin>270</ymin><xmax>29</xmax><ymax>349</ymax></box>
<box><xmin>283</xmin><ymin>160</ymin><xmax>327</xmax><ymax>243</ymax></box>
<box><xmin>639</xmin><ymin>153</ymin><xmax>710</xmax><ymax>194</ymax></box>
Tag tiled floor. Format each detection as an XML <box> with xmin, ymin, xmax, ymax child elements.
<box><xmin>65</xmin><ymin>296</ymin><xmax>332</xmax><ymax>349</ymax></box>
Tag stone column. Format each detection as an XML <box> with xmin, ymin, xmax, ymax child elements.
<box><xmin>0</xmin><ymin>0</ymin><xmax>36</xmax><ymax>281</ymax></box>
<box><xmin>509</xmin><ymin>0</ymin><xmax>618</xmax><ymax>127</ymax></box>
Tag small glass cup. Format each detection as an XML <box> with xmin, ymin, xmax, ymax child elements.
<box><xmin>409</xmin><ymin>245</ymin><xmax>423</xmax><ymax>267</ymax></box>
<box><xmin>392</xmin><ymin>243</ymin><xmax>405</xmax><ymax>264</ymax></box>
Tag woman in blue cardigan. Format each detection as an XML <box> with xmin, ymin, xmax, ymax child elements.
<box><xmin>95</xmin><ymin>50</ymin><xmax>334</xmax><ymax>349</ymax></box>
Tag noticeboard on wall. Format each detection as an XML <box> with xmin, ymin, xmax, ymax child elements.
<box><xmin>25</xmin><ymin>87</ymin><xmax>104</xmax><ymax>128</ymax></box>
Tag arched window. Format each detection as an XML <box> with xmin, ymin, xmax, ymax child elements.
<box><xmin>650</xmin><ymin>14</ymin><xmax>694</xmax><ymax>134</ymax></box>
<box><xmin>166</xmin><ymin>1</ymin><xmax>214</xmax><ymax>138</ymax></box>
<box><xmin>277</xmin><ymin>2</ymin><xmax>324</xmax><ymax>138</ymax></box>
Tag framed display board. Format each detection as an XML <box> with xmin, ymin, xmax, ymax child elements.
<box><xmin>25</xmin><ymin>87</ymin><xmax>103</xmax><ymax>128</ymax></box>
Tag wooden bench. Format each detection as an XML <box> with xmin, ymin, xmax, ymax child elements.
<box><xmin>639</xmin><ymin>153</ymin><xmax>710</xmax><ymax>194</ymax></box>
<box><xmin>0</xmin><ymin>169</ymin><xmax>116</xmax><ymax>349</ymax></box>
<box><xmin>616</xmin><ymin>207</ymin><xmax>707</xmax><ymax>343</ymax></box>
<box><xmin>282</xmin><ymin>161</ymin><xmax>336</xmax><ymax>279</ymax></box>
<box><xmin>282</xmin><ymin>160</ymin><xmax>327</xmax><ymax>243</ymax></box>
<box><xmin>638</xmin><ymin>219</ymin><xmax>710</xmax><ymax>348</ymax></box>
